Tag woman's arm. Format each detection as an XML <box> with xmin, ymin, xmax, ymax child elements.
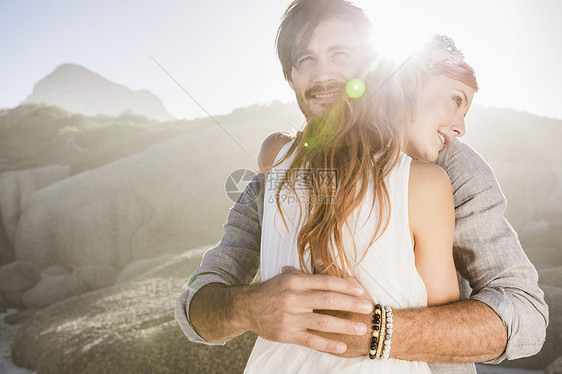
<box><xmin>408</xmin><ymin>160</ymin><xmax>460</xmax><ymax>306</ymax></box>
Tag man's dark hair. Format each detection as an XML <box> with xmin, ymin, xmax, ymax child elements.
<box><xmin>276</xmin><ymin>0</ymin><xmax>375</xmax><ymax>82</ymax></box>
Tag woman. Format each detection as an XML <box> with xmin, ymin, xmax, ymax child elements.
<box><xmin>246</xmin><ymin>35</ymin><xmax>478</xmax><ymax>373</ymax></box>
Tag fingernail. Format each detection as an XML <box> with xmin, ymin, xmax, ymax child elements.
<box><xmin>362</xmin><ymin>301</ymin><xmax>373</xmax><ymax>312</ymax></box>
<box><xmin>356</xmin><ymin>323</ymin><xmax>367</xmax><ymax>334</ymax></box>
<box><xmin>336</xmin><ymin>343</ymin><xmax>347</xmax><ymax>353</ymax></box>
<box><xmin>355</xmin><ymin>286</ymin><xmax>364</xmax><ymax>296</ymax></box>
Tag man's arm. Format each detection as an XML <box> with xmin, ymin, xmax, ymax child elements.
<box><xmin>174</xmin><ymin>173</ymin><xmax>264</xmax><ymax>345</ymax></box>
<box><xmin>312</xmin><ymin>139</ymin><xmax>548</xmax><ymax>363</ymax></box>
<box><xmin>437</xmin><ymin>139</ymin><xmax>548</xmax><ymax>363</ymax></box>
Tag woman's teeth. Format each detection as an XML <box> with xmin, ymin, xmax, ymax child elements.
<box><xmin>438</xmin><ymin>133</ymin><xmax>445</xmax><ymax>144</ymax></box>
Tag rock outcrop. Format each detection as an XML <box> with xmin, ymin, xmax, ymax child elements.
<box><xmin>539</xmin><ymin>267</ymin><xmax>562</xmax><ymax>288</ymax></box>
<box><xmin>14</xmin><ymin>114</ymin><xmax>275</xmax><ymax>271</ymax></box>
<box><xmin>0</xmin><ymin>262</ymin><xmax>40</xmax><ymax>307</ymax></box>
<box><xmin>11</xmin><ymin>246</ymin><xmax>257</xmax><ymax>374</ymax></box>
<box><xmin>22</xmin><ymin>275</ymin><xmax>88</xmax><ymax>309</ymax></box>
<box><xmin>546</xmin><ymin>355</ymin><xmax>562</xmax><ymax>374</ymax></box>
<box><xmin>0</xmin><ymin>165</ymin><xmax>69</xmax><ymax>265</ymax></box>
<box><xmin>115</xmin><ymin>255</ymin><xmax>174</xmax><ymax>284</ymax></box>
<box><xmin>74</xmin><ymin>265</ymin><xmax>119</xmax><ymax>291</ymax></box>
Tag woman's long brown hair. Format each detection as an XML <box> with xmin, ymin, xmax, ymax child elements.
<box><xmin>271</xmin><ymin>60</ymin><xmax>409</xmax><ymax>278</ymax></box>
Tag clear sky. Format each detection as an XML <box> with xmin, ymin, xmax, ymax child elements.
<box><xmin>1</xmin><ymin>0</ymin><xmax>561</xmax><ymax>120</ymax></box>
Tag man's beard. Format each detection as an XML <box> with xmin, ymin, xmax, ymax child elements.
<box><xmin>296</xmin><ymin>82</ymin><xmax>346</xmax><ymax>120</ymax></box>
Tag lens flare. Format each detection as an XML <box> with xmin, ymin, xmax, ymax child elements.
<box><xmin>345</xmin><ymin>78</ymin><xmax>366</xmax><ymax>99</ymax></box>
<box><xmin>369</xmin><ymin>58</ymin><xmax>381</xmax><ymax>72</ymax></box>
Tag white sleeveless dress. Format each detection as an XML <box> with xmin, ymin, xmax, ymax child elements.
<box><xmin>245</xmin><ymin>141</ymin><xmax>430</xmax><ymax>374</ymax></box>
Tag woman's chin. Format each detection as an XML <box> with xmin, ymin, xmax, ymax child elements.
<box><xmin>408</xmin><ymin>152</ymin><xmax>437</xmax><ymax>163</ymax></box>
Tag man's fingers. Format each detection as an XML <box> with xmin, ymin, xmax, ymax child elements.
<box><xmin>293</xmin><ymin>331</ymin><xmax>347</xmax><ymax>354</ymax></box>
<box><xmin>295</xmin><ymin>272</ymin><xmax>366</xmax><ymax>297</ymax></box>
<box><xmin>308</xmin><ymin>290</ymin><xmax>373</xmax><ymax>314</ymax></box>
<box><xmin>302</xmin><ymin>312</ymin><xmax>368</xmax><ymax>336</ymax></box>
<box><xmin>280</xmin><ymin>266</ymin><xmax>367</xmax><ymax>298</ymax></box>
<box><xmin>281</xmin><ymin>266</ymin><xmax>298</xmax><ymax>273</ymax></box>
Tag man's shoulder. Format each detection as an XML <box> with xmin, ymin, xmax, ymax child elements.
<box><xmin>435</xmin><ymin>138</ymin><xmax>493</xmax><ymax>176</ymax></box>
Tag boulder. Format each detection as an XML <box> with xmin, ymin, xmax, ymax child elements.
<box><xmin>12</xmin><ymin>105</ymin><xmax>297</xmax><ymax>272</ymax></box>
<box><xmin>520</xmin><ymin>220</ymin><xmax>557</xmax><ymax>249</ymax></box>
<box><xmin>74</xmin><ymin>265</ymin><xmax>119</xmax><ymax>290</ymax></box>
<box><xmin>41</xmin><ymin>265</ymin><xmax>69</xmax><ymax>278</ymax></box>
<box><xmin>491</xmin><ymin>163</ymin><xmax>558</xmax><ymax>231</ymax></box>
<box><xmin>4</xmin><ymin>309</ymin><xmax>37</xmax><ymax>326</ymax></box>
<box><xmin>0</xmin><ymin>261</ymin><xmax>40</xmax><ymax>307</ymax></box>
<box><xmin>22</xmin><ymin>275</ymin><xmax>88</xmax><ymax>309</ymax></box>
<box><xmin>0</xmin><ymin>213</ymin><xmax>11</xmax><ymax>266</ymax></box>
<box><xmin>0</xmin><ymin>291</ymin><xmax>6</xmax><ymax>313</ymax></box>
<box><xmin>116</xmin><ymin>255</ymin><xmax>174</xmax><ymax>284</ymax></box>
<box><xmin>539</xmin><ymin>267</ymin><xmax>562</xmax><ymax>288</ymax></box>
<box><xmin>524</xmin><ymin>247</ymin><xmax>562</xmax><ymax>270</ymax></box>
<box><xmin>12</xmin><ymin>245</ymin><xmax>258</xmax><ymax>374</ymax></box>
<box><xmin>0</xmin><ymin>165</ymin><xmax>69</xmax><ymax>249</ymax></box>
<box><xmin>540</xmin><ymin>197</ymin><xmax>562</xmax><ymax>223</ymax></box>
<box><xmin>498</xmin><ymin>285</ymin><xmax>561</xmax><ymax>371</ymax></box>
<box><xmin>546</xmin><ymin>356</ymin><xmax>562</xmax><ymax>374</ymax></box>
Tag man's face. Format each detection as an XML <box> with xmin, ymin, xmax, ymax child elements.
<box><xmin>289</xmin><ymin>18</ymin><xmax>367</xmax><ymax>119</ymax></box>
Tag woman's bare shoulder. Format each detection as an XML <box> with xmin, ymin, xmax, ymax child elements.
<box><xmin>258</xmin><ymin>131</ymin><xmax>293</xmax><ymax>170</ymax></box>
<box><xmin>408</xmin><ymin>160</ymin><xmax>454</xmax><ymax>238</ymax></box>
<box><xmin>408</xmin><ymin>160</ymin><xmax>451</xmax><ymax>198</ymax></box>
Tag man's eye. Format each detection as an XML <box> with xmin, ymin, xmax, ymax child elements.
<box><xmin>333</xmin><ymin>51</ymin><xmax>350</xmax><ymax>60</ymax></box>
<box><xmin>297</xmin><ymin>56</ymin><xmax>315</xmax><ymax>68</ymax></box>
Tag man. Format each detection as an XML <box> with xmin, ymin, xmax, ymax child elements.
<box><xmin>175</xmin><ymin>0</ymin><xmax>547</xmax><ymax>372</ymax></box>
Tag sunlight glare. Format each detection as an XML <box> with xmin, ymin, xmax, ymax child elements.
<box><xmin>370</xmin><ymin>30</ymin><xmax>426</xmax><ymax>65</ymax></box>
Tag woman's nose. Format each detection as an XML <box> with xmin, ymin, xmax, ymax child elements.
<box><xmin>451</xmin><ymin>116</ymin><xmax>466</xmax><ymax>137</ymax></box>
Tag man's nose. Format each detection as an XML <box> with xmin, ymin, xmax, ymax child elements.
<box><xmin>312</xmin><ymin>57</ymin><xmax>337</xmax><ymax>84</ymax></box>
<box><xmin>451</xmin><ymin>116</ymin><xmax>466</xmax><ymax>137</ymax></box>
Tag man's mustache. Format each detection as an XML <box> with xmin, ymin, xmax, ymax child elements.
<box><xmin>305</xmin><ymin>82</ymin><xmax>345</xmax><ymax>99</ymax></box>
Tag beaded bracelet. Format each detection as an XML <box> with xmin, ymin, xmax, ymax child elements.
<box><xmin>382</xmin><ymin>305</ymin><xmax>393</xmax><ymax>360</ymax></box>
<box><xmin>376</xmin><ymin>305</ymin><xmax>386</xmax><ymax>359</ymax></box>
<box><xmin>368</xmin><ymin>304</ymin><xmax>382</xmax><ymax>359</ymax></box>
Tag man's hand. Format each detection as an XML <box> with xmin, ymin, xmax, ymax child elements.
<box><xmin>307</xmin><ymin>260</ymin><xmax>375</xmax><ymax>358</ymax></box>
<box><xmin>311</xmin><ymin>309</ymin><xmax>373</xmax><ymax>358</ymax></box>
<box><xmin>231</xmin><ymin>266</ymin><xmax>373</xmax><ymax>355</ymax></box>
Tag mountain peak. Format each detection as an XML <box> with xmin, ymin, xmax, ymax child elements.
<box><xmin>23</xmin><ymin>63</ymin><xmax>174</xmax><ymax>121</ymax></box>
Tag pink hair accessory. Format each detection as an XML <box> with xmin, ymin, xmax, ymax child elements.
<box><xmin>418</xmin><ymin>35</ymin><xmax>466</xmax><ymax>69</ymax></box>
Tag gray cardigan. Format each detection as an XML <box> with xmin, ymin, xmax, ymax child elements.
<box><xmin>175</xmin><ymin>139</ymin><xmax>548</xmax><ymax>374</ymax></box>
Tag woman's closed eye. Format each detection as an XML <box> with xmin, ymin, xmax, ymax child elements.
<box><xmin>453</xmin><ymin>96</ymin><xmax>463</xmax><ymax>107</ymax></box>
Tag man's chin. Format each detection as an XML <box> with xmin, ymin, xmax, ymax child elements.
<box><xmin>304</xmin><ymin>102</ymin><xmax>343</xmax><ymax>121</ymax></box>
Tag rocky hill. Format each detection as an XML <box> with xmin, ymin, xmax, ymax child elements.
<box><xmin>23</xmin><ymin>64</ymin><xmax>174</xmax><ymax>121</ymax></box>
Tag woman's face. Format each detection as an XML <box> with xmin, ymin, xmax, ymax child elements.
<box><xmin>404</xmin><ymin>74</ymin><xmax>475</xmax><ymax>162</ymax></box>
